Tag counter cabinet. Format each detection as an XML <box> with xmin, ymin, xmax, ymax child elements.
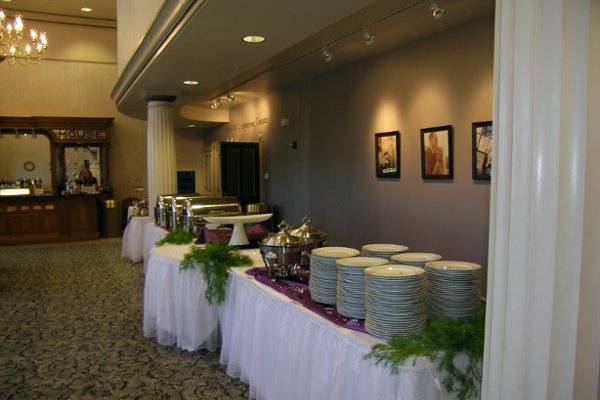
<box><xmin>0</xmin><ymin>194</ymin><xmax>99</xmax><ymax>245</ymax></box>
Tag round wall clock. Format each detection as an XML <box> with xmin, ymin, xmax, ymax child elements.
<box><xmin>23</xmin><ymin>161</ymin><xmax>36</xmax><ymax>172</ymax></box>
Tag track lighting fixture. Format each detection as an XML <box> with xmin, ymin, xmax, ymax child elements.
<box><xmin>225</xmin><ymin>93</ymin><xmax>235</xmax><ymax>102</ymax></box>
<box><xmin>210</xmin><ymin>99</ymin><xmax>222</xmax><ymax>109</ymax></box>
<box><xmin>429</xmin><ymin>0</ymin><xmax>446</xmax><ymax>19</ymax></box>
<box><xmin>363</xmin><ymin>28</ymin><xmax>375</xmax><ymax>46</ymax></box>
<box><xmin>322</xmin><ymin>45</ymin><xmax>333</xmax><ymax>63</ymax></box>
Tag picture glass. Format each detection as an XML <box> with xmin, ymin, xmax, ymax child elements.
<box><xmin>473</xmin><ymin>122</ymin><xmax>492</xmax><ymax>179</ymax></box>
<box><xmin>423</xmin><ymin>129</ymin><xmax>451</xmax><ymax>177</ymax></box>
<box><xmin>376</xmin><ymin>135</ymin><xmax>398</xmax><ymax>175</ymax></box>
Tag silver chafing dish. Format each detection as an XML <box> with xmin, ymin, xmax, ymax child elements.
<box><xmin>155</xmin><ymin>193</ymin><xmax>204</xmax><ymax>230</ymax></box>
<box><xmin>289</xmin><ymin>216</ymin><xmax>327</xmax><ymax>251</ymax></box>
<box><xmin>167</xmin><ymin>194</ymin><xmax>208</xmax><ymax>230</ymax></box>
<box><xmin>260</xmin><ymin>222</ymin><xmax>310</xmax><ymax>281</ymax></box>
<box><xmin>182</xmin><ymin>196</ymin><xmax>242</xmax><ymax>236</ymax></box>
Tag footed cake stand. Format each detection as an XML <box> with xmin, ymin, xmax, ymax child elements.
<box><xmin>203</xmin><ymin>213</ymin><xmax>273</xmax><ymax>246</ymax></box>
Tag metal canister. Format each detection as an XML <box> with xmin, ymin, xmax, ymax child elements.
<box><xmin>155</xmin><ymin>194</ymin><xmax>175</xmax><ymax>228</ymax></box>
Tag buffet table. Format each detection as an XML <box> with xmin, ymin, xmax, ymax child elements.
<box><xmin>143</xmin><ymin>244</ymin><xmax>458</xmax><ymax>400</ymax></box>
<box><xmin>121</xmin><ymin>216</ymin><xmax>153</xmax><ymax>262</ymax></box>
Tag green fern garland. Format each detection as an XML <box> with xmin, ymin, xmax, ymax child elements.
<box><xmin>365</xmin><ymin>307</ymin><xmax>485</xmax><ymax>400</ymax></box>
<box><xmin>179</xmin><ymin>244</ymin><xmax>253</xmax><ymax>304</ymax></box>
<box><xmin>156</xmin><ymin>227</ymin><xmax>194</xmax><ymax>246</ymax></box>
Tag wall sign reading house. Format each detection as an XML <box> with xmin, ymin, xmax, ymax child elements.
<box><xmin>51</xmin><ymin>129</ymin><xmax>108</xmax><ymax>142</ymax></box>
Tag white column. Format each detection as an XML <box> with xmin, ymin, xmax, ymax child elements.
<box><xmin>483</xmin><ymin>1</ymin><xmax>596</xmax><ymax>399</ymax></box>
<box><xmin>145</xmin><ymin>95</ymin><xmax>177</xmax><ymax>216</ymax></box>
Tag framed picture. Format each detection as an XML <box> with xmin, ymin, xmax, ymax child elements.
<box><xmin>472</xmin><ymin>121</ymin><xmax>493</xmax><ymax>180</ymax></box>
<box><xmin>420</xmin><ymin>125</ymin><xmax>453</xmax><ymax>179</ymax></box>
<box><xmin>375</xmin><ymin>131</ymin><xmax>400</xmax><ymax>178</ymax></box>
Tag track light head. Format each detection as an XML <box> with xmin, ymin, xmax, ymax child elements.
<box><xmin>322</xmin><ymin>46</ymin><xmax>333</xmax><ymax>63</ymax></box>
<box><xmin>363</xmin><ymin>28</ymin><xmax>375</xmax><ymax>46</ymax></box>
<box><xmin>429</xmin><ymin>0</ymin><xmax>446</xmax><ymax>19</ymax></box>
<box><xmin>225</xmin><ymin>93</ymin><xmax>235</xmax><ymax>102</ymax></box>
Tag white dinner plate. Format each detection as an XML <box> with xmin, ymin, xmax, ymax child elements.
<box><xmin>365</xmin><ymin>264</ymin><xmax>424</xmax><ymax>278</ymax></box>
<box><xmin>362</xmin><ymin>244</ymin><xmax>409</xmax><ymax>253</ymax></box>
<box><xmin>391</xmin><ymin>252</ymin><xmax>442</xmax><ymax>263</ymax></box>
<box><xmin>426</xmin><ymin>260</ymin><xmax>481</xmax><ymax>271</ymax></box>
<box><xmin>312</xmin><ymin>247</ymin><xmax>360</xmax><ymax>259</ymax></box>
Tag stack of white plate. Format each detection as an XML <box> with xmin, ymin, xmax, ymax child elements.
<box><xmin>361</xmin><ymin>243</ymin><xmax>409</xmax><ymax>260</ymax></box>
<box><xmin>336</xmin><ymin>257</ymin><xmax>389</xmax><ymax>319</ymax></box>
<box><xmin>364</xmin><ymin>265</ymin><xmax>427</xmax><ymax>339</ymax></box>
<box><xmin>425</xmin><ymin>261</ymin><xmax>482</xmax><ymax>320</ymax></box>
<box><xmin>390</xmin><ymin>252</ymin><xmax>442</xmax><ymax>268</ymax></box>
<box><xmin>310</xmin><ymin>247</ymin><xmax>360</xmax><ymax>305</ymax></box>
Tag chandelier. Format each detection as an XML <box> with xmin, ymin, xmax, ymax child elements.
<box><xmin>0</xmin><ymin>9</ymin><xmax>48</xmax><ymax>66</ymax></box>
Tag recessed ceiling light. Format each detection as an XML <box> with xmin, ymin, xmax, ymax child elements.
<box><xmin>188</xmin><ymin>124</ymin><xmax>196</xmax><ymax>128</ymax></box>
<box><xmin>81</xmin><ymin>7</ymin><xmax>93</xmax><ymax>12</ymax></box>
<box><xmin>1</xmin><ymin>0</ymin><xmax>13</xmax><ymax>3</ymax></box>
<box><xmin>242</xmin><ymin>35</ymin><xmax>265</xmax><ymax>44</ymax></box>
<box><xmin>183</xmin><ymin>80</ymin><xmax>199</xmax><ymax>85</ymax></box>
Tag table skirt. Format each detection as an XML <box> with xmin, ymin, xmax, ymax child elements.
<box><xmin>143</xmin><ymin>244</ymin><xmax>220</xmax><ymax>352</ymax></box>
<box><xmin>219</xmin><ymin>268</ymin><xmax>451</xmax><ymax>400</ymax></box>
<box><xmin>121</xmin><ymin>216</ymin><xmax>152</xmax><ymax>262</ymax></box>
<box><xmin>142</xmin><ymin>222</ymin><xmax>168</xmax><ymax>272</ymax></box>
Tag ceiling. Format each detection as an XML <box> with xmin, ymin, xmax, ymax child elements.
<box><xmin>115</xmin><ymin>0</ymin><xmax>494</xmax><ymax>129</ymax></box>
<box><xmin>0</xmin><ymin>0</ymin><xmax>116</xmax><ymax>21</ymax></box>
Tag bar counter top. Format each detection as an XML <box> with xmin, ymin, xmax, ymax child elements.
<box><xmin>0</xmin><ymin>192</ymin><xmax>104</xmax><ymax>199</ymax></box>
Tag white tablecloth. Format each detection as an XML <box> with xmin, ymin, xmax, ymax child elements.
<box><xmin>121</xmin><ymin>216</ymin><xmax>153</xmax><ymax>262</ymax></box>
<box><xmin>142</xmin><ymin>221</ymin><xmax>168</xmax><ymax>272</ymax></box>
<box><xmin>142</xmin><ymin>244</ymin><xmax>466</xmax><ymax>400</ymax></box>
<box><xmin>143</xmin><ymin>244</ymin><xmax>263</xmax><ymax>352</ymax></box>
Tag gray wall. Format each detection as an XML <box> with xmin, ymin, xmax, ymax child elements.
<box><xmin>206</xmin><ymin>17</ymin><xmax>494</xmax><ymax>268</ymax></box>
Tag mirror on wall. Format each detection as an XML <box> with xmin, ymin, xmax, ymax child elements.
<box><xmin>64</xmin><ymin>146</ymin><xmax>102</xmax><ymax>185</ymax></box>
<box><xmin>0</xmin><ymin>133</ymin><xmax>52</xmax><ymax>189</ymax></box>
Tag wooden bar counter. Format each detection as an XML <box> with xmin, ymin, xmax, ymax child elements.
<box><xmin>0</xmin><ymin>194</ymin><xmax>100</xmax><ymax>245</ymax></box>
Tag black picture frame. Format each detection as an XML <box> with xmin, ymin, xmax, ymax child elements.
<box><xmin>420</xmin><ymin>125</ymin><xmax>453</xmax><ymax>179</ymax></box>
<box><xmin>375</xmin><ymin>131</ymin><xmax>401</xmax><ymax>178</ymax></box>
<box><xmin>472</xmin><ymin>121</ymin><xmax>493</xmax><ymax>180</ymax></box>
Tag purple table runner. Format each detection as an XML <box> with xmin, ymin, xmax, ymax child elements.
<box><xmin>245</xmin><ymin>267</ymin><xmax>366</xmax><ymax>333</ymax></box>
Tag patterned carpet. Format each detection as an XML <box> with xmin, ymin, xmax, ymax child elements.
<box><xmin>0</xmin><ymin>240</ymin><xmax>249</xmax><ymax>400</ymax></box>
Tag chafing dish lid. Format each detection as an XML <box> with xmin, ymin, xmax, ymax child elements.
<box><xmin>261</xmin><ymin>221</ymin><xmax>308</xmax><ymax>247</ymax></box>
<box><xmin>289</xmin><ymin>216</ymin><xmax>327</xmax><ymax>240</ymax></box>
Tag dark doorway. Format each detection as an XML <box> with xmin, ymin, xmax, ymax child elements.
<box><xmin>220</xmin><ymin>142</ymin><xmax>260</xmax><ymax>206</ymax></box>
